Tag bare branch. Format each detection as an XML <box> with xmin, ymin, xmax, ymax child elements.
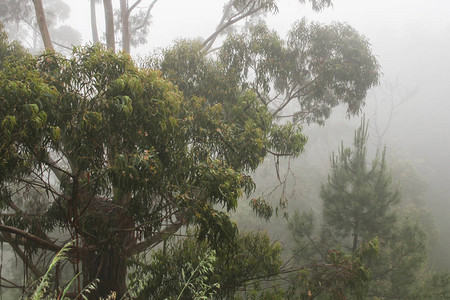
<box><xmin>130</xmin><ymin>0</ymin><xmax>158</xmax><ymax>33</ymax></box>
<box><xmin>127</xmin><ymin>0</ymin><xmax>144</xmax><ymax>14</ymax></box>
<box><xmin>202</xmin><ymin>5</ymin><xmax>264</xmax><ymax>52</ymax></box>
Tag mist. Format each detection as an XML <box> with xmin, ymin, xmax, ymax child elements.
<box><xmin>1</xmin><ymin>0</ymin><xmax>450</xmax><ymax>298</ymax></box>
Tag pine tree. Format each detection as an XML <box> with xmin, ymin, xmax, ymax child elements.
<box><xmin>321</xmin><ymin>118</ymin><xmax>400</xmax><ymax>252</ymax></box>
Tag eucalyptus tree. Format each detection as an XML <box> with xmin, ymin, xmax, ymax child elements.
<box><xmin>0</xmin><ymin>0</ymin><xmax>382</xmax><ymax>297</ymax></box>
<box><xmin>0</xmin><ymin>0</ymin><xmax>80</xmax><ymax>53</ymax></box>
<box><xmin>95</xmin><ymin>0</ymin><xmax>333</xmax><ymax>54</ymax></box>
<box><xmin>0</xmin><ymin>23</ymin><xmax>305</xmax><ymax>297</ymax></box>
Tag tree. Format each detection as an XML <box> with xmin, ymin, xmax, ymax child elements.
<box><xmin>116</xmin><ymin>0</ymin><xmax>158</xmax><ymax>53</ymax></box>
<box><xmin>31</xmin><ymin>0</ymin><xmax>53</xmax><ymax>51</ymax></box>
<box><xmin>129</xmin><ymin>231</ymin><xmax>282</xmax><ymax>299</ymax></box>
<box><xmin>321</xmin><ymin>118</ymin><xmax>399</xmax><ymax>252</ymax></box>
<box><xmin>154</xmin><ymin>20</ymin><xmax>378</xmax><ymax>204</ymax></box>
<box><xmin>286</xmin><ymin>119</ymin><xmax>449</xmax><ymax>298</ymax></box>
<box><xmin>103</xmin><ymin>0</ymin><xmax>115</xmax><ymax>51</ymax></box>
<box><xmin>0</xmin><ymin>34</ymin><xmax>305</xmax><ymax>297</ymax></box>
<box><xmin>0</xmin><ymin>0</ymin><xmax>81</xmax><ymax>53</ymax></box>
<box><xmin>93</xmin><ymin>0</ymin><xmax>332</xmax><ymax>54</ymax></box>
<box><xmin>0</xmin><ymin>1</ymin><xmax>381</xmax><ymax>297</ymax></box>
<box><xmin>156</xmin><ymin>19</ymin><xmax>379</xmax><ymax>126</ymax></box>
<box><xmin>90</xmin><ymin>0</ymin><xmax>100</xmax><ymax>43</ymax></box>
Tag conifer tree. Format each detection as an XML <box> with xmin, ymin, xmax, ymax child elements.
<box><xmin>321</xmin><ymin>118</ymin><xmax>400</xmax><ymax>252</ymax></box>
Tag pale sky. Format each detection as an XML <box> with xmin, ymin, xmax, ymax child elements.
<box><xmin>64</xmin><ymin>0</ymin><xmax>450</xmax><ymax>55</ymax></box>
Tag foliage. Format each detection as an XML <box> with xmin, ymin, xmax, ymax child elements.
<box><xmin>0</xmin><ymin>22</ymin><xmax>29</xmax><ymax>69</ymax></box>
<box><xmin>0</xmin><ymin>38</ymin><xmax>305</xmax><ymax>296</ymax></box>
<box><xmin>286</xmin><ymin>119</ymin><xmax>450</xmax><ymax>299</ymax></box>
<box><xmin>27</xmin><ymin>241</ymin><xmax>74</xmax><ymax>300</ymax></box>
<box><xmin>219</xmin><ymin>20</ymin><xmax>379</xmax><ymax>124</ymax></box>
<box><xmin>157</xmin><ymin>19</ymin><xmax>379</xmax><ymax>126</ymax></box>
<box><xmin>0</xmin><ymin>1</ymin><xmax>383</xmax><ymax>297</ymax></box>
<box><xmin>128</xmin><ymin>230</ymin><xmax>282</xmax><ymax>299</ymax></box>
<box><xmin>286</xmin><ymin>210</ymin><xmax>378</xmax><ymax>299</ymax></box>
<box><xmin>177</xmin><ymin>250</ymin><xmax>220</xmax><ymax>300</ymax></box>
<box><xmin>321</xmin><ymin>118</ymin><xmax>399</xmax><ymax>251</ymax></box>
<box><xmin>22</xmin><ymin>241</ymin><xmax>98</xmax><ymax>300</ymax></box>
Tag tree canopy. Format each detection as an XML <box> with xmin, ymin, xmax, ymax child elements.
<box><xmin>0</xmin><ymin>0</ymin><xmax>384</xmax><ymax>298</ymax></box>
<box><xmin>0</xmin><ymin>29</ymin><xmax>306</xmax><ymax>296</ymax></box>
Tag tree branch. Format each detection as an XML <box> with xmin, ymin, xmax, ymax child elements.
<box><xmin>130</xmin><ymin>0</ymin><xmax>158</xmax><ymax>33</ymax></box>
<box><xmin>202</xmin><ymin>5</ymin><xmax>264</xmax><ymax>52</ymax></box>
<box><xmin>0</xmin><ymin>232</ymin><xmax>44</xmax><ymax>278</ymax></box>
<box><xmin>126</xmin><ymin>220</ymin><xmax>184</xmax><ymax>256</ymax></box>
<box><xmin>203</xmin><ymin>2</ymin><xmax>232</xmax><ymax>52</ymax></box>
<box><xmin>0</xmin><ymin>224</ymin><xmax>61</xmax><ymax>252</ymax></box>
<box><xmin>127</xmin><ymin>0</ymin><xmax>144</xmax><ymax>14</ymax></box>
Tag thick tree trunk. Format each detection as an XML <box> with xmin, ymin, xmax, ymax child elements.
<box><xmin>90</xmin><ymin>0</ymin><xmax>99</xmax><ymax>43</ymax></box>
<box><xmin>31</xmin><ymin>0</ymin><xmax>54</xmax><ymax>51</ymax></box>
<box><xmin>82</xmin><ymin>245</ymin><xmax>128</xmax><ymax>299</ymax></box>
<box><xmin>120</xmin><ymin>0</ymin><xmax>131</xmax><ymax>53</ymax></box>
<box><xmin>103</xmin><ymin>0</ymin><xmax>115</xmax><ymax>52</ymax></box>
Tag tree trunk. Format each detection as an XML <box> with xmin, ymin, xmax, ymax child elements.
<box><xmin>103</xmin><ymin>0</ymin><xmax>115</xmax><ymax>52</ymax></box>
<box><xmin>82</xmin><ymin>245</ymin><xmax>128</xmax><ymax>299</ymax></box>
<box><xmin>31</xmin><ymin>0</ymin><xmax>54</xmax><ymax>51</ymax></box>
<box><xmin>120</xmin><ymin>0</ymin><xmax>131</xmax><ymax>53</ymax></box>
<box><xmin>352</xmin><ymin>233</ymin><xmax>358</xmax><ymax>253</ymax></box>
<box><xmin>90</xmin><ymin>0</ymin><xmax>99</xmax><ymax>43</ymax></box>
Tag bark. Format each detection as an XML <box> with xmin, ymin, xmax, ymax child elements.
<box><xmin>103</xmin><ymin>0</ymin><xmax>115</xmax><ymax>52</ymax></box>
<box><xmin>90</xmin><ymin>0</ymin><xmax>100</xmax><ymax>43</ymax></box>
<box><xmin>352</xmin><ymin>233</ymin><xmax>358</xmax><ymax>253</ymax></box>
<box><xmin>31</xmin><ymin>0</ymin><xmax>54</xmax><ymax>51</ymax></box>
<box><xmin>82</xmin><ymin>245</ymin><xmax>128</xmax><ymax>299</ymax></box>
<box><xmin>120</xmin><ymin>0</ymin><xmax>130</xmax><ymax>53</ymax></box>
<box><xmin>81</xmin><ymin>199</ymin><xmax>135</xmax><ymax>298</ymax></box>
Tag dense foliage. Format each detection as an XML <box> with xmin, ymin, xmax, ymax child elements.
<box><xmin>0</xmin><ymin>25</ymin><xmax>306</xmax><ymax>296</ymax></box>
<box><xmin>0</xmin><ymin>0</ymin><xmax>383</xmax><ymax>297</ymax></box>
<box><xmin>157</xmin><ymin>20</ymin><xmax>379</xmax><ymax>126</ymax></box>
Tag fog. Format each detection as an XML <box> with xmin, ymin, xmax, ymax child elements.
<box><xmin>2</xmin><ymin>0</ymin><xmax>450</xmax><ymax>296</ymax></box>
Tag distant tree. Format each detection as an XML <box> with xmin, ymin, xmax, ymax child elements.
<box><xmin>0</xmin><ymin>0</ymin><xmax>80</xmax><ymax>53</ymax></box>
<box><xmin>321</xmin><ymin>118</ymin><xmax>399</xmax><ymax>252</ymax></box>
<box><xmin>286</xmin><ymin>119</ymin><xmax>449</xmax><ymax>298</ymax></box>
<box><xmin>31</xmin><ymin>0</ymin><xmax>53</xmax><ymax>51</ymax></box>
<box><xmin>0</xmin><ymin>23</ymin><xmax>29</xmax><ymax>68</ymax></box>
<box><xmin>90</xmin><ymin>0</ymin><xmax>100</xmax><ymax>43</ymax></box>
<box><xmin>88</xmin><ymin>0</ymin><xmax>333</xmax><ymax>54</ymax></box>
<box><xmin>202</xmin><ymin>0</ymin><xmax>332</xmax><ymax>52</ymax></box>
<box><xmin>103</xmin><ymin>0</ymin><xmax>115</xmax><ymax>51</ymax></box>
<box><xmin>115</xmin><ymin>0</ymin><xmax>158</xmax><ymax>53</ymax></box>
<box><xmin>283</xmin><ymin>210</ymin><xmax>378</xmax><ymax>299</ymax></box>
